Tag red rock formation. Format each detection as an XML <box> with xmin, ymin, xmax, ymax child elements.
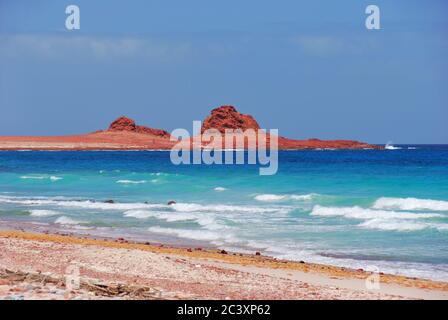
<box><xmin>201</xmin><ymin>106</ymin><xmax>260</xmax><ymax>133</ymax></box>
<box><xmin>108</xmin><ymin>116</ymin><xmax>170</xmax><ymax>138</ymax></box>
<box><xmin>0</xmin><ymin>106</ymin><xmax>381</xmax><ymax>150</ymax></box>
<box><xmin>197</xmin><ymin>106</ymin><xmax>381</xmax><ymax>150</ymax></box>
<box><xmin>108</xmin><ymin>116</ymin><xmax>137</xmax><ymax>132</ymax></box>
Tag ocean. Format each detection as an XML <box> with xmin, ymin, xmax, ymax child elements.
<box><xmin>0</xmin><ymin>146</ymin><xmax>447</xmax><ymax>281</ymax></box>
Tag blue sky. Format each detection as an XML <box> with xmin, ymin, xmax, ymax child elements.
<box><xmin>0</xmin><ymin>0</ymin><xmax>447</xmax><ymax>143</ymax></box>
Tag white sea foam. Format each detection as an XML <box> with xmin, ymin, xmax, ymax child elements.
<box><xmin>124</xmin><ymin>210</ymin><xmax>196</xmax><ymax>222</ymax></box>
<box><xmin>254</xmin><ymin>193</ymin><xmax>315</xmax><ymax>202</ymax></box>
<box><xmin>20</xmin><ymin>175</ymin><xmax>46</xmax><ymax>180</ymax></box>
<box><xmin>116</xmin><ymin>180</ymin><xmax>147</xmax><ymax>184</ymax></box>
<box><xmin>214</xmin><ymin>187</ymin><xmax>227</xmax><ymax>192</ymax></box>
<box><xmin>123</xmin><ymin>210</ymin><xmax>225</xmax><ymax>231</ymax></box>
<box><xmin>148</xmin><ymin>226</ymin><xmax>231</xmax><ymax>242</ymax></box>
<box><xmin>171</xmin><ymin>202</ymin><xmax>289</xmax><ymax>214</ymax></box>
<box><xmin>54</xmin><ymin>216</ymin><xmax>85</xmax><ymax>225</ymax></box>
<box><xmin>0</xmin><ymin>195</ymin><xmax>287</xmax><ymax>215</ymax></box>
<box><xmin>254</xmin><ymin>194</ymin><xmax>287</xmax><ymax>201</ymax></box>
<box><xmin>310</xmin><ymin>205</ymin><xmax>441</xmax><ymax>220</ymax></box>
<box><xmin>373</xmin><ymin>197</ymin><xmax>448</xmax><ymax>211</ymax></box>
<box><xmin>123</xmin><ymin>210</ymin><xmax>156</xmax><ymax>219</ymax></box>
<box><xmin>20</xmin><ymin>175</ymin><xmax>62</xmax><ymax>181</ymax></box>
<box><xmin>311</xmin><ymin>205</ymin><xmax>448</xmax><ymax>233</ymax></box>
<box><xmin>0</xmin><ymin>196</ymin><xmax>165</xmax><ymax>211</ymax></box>
<box><xmin>29</xmin><ymin>210</ymin><xmax>61</xmax><ymax>217</ymax></box>
<box><xmin>290</xmin><ymin>194</ymin><xmax>315</xmax><ymax>201</ymax></box>
<box><xmin>359</xmin><ymin>219</ymin><xmax>428</xmax><ymax>231</ymax></box>
<box><xmin>359</xmin><ymin>219</ymin><xmax>448</xmax><ymax>232</ymax></box>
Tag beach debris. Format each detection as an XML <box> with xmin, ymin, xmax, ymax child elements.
<box><xmin>167</xmin><ymin>200</ymin><xmax>176</xmax><ymax>205</ymax></box>
<box><xmin>187</xmin><ymin>248</ymin><xmax>192</xmax><ymax>252</ymax></box>
<box><xmin>0</xmin><ymin>268</ymin><xmax>164</xmax><ymax>300</ymax></box>
<box><xmin>219</xmin><ymin>250</ymin><xmax>228</xmax><ymax>255</ymax></box>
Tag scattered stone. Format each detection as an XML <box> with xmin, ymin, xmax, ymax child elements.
<box><xmin>220</xmin><ymin>250</ymin><xmax>228</xmax><ymax>255</ymax></box>
<box><xmin>167</xmin><ymin>200</ymin><xmax>176</xmax><ymax>205</ymax></box>
<box><xmin>104</xmin><ymin>200</ymin><xmax>115</xmax><ymax>204</ymax></box>
<box><xmin>255</xmin><ymin>252</ymin><xmax>261</xmax><ymax>256</ymax></box>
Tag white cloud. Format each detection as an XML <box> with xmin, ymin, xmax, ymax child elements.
<box><xmin>292</xmin><ymin>36</ymin><xmax>344</xmax><ymax>56</ymax></box>
<box><xmin>0</xmin><ymin>34</ymin><xmax>192</xmax><ymax>63</ymax></box>
<box><xmin>291</xmin><ymin>35</ymin><xmax>377</xmax><ymax>57</ymax></box>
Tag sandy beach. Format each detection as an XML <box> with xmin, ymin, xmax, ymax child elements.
<box><xmin>0</xmin><ymin>230</ymin><xmax>446</xmax><ymax>300</ymax></box>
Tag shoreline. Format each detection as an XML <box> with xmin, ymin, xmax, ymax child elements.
<box><xmin>2</xmin><ymin>218</ymin><xmax>446</xmax><ymax>283</ymax></box>
<box><xmin>1</xmin><ymin>230</ymin><xmax>447</xmax><ymax>300</ymax></box>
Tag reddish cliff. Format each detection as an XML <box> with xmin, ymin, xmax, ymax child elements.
<box><xmin>201</xmin><ymin>106</ymin><xmax>260</xmax><ymax>133</ymax></box>
<box><xmin>198</xmin><ymin>105</ymin><xmax>379</xmax><ymax>150</ymax></box>
<box><xmin>108</xmin><ymin>116</ymin><xmax>170</xmax><ymax>138</ymax></box>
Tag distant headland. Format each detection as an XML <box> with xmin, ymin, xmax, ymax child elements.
<box><xmin>0</xmin><ymin>106</ymin><xmax>380</xmax><ymax>150</ymax></box>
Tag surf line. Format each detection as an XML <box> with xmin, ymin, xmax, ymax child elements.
<box><xmin>169</xmin><ymin>121</ymin><xmax>278</xmax><ymax>175</ymax></box>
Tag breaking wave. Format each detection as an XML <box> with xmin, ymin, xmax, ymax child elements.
<box><xmin>29</xmin><ymin>209</ymin><xmax>61</xmax><ymax>217</ymax></box>
<box><xmin>148</xmin><ymin>226</ymin><xmax>235</xmax><ymax>242</ymax></box>
<box><xmin>116</xmin><ymin>180</ymin><xmax>147</xmax><ymax>184</ymax></box>
<box><xmin>254</xmin><ymin>193</ymin><xmax>316</xmax><ymax>202</ymax></box>
<box><xmin>359</xmin><ymin>219</ymin><xmax>448</xmax><ymax>232</ymax></box>
<box><xmin>20</xmin><ymin>175</ymin><xmax>62</xmax><ymax>181</ymax></box>
<box><xmin>54</xmin><ymin>216</ymin><xmax>85</xmax><ymax>225</ymax></box>
<box><xmin>373</xmin><ymin>197</ymin><xmax>448</xmax><ymax>211</ymax></box>
<box><xmin>311</xmin><ymin>205</ymin><xmax>447</xmax><ymax>233</ymax></box>
<box><xmin>310</xmin><ymin>205</ymin><xmax>441</xmax><ymax>220</ymax></box>
<box><xmin>171</xmin><ymin>202</ymin><xmax>290</xmax><ymax>214</ymax></box>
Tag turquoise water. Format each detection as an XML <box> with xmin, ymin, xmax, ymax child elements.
<box><xmin>0</xmin><ymin>146</ymin><xmax>447</xmax><ymax>281</ymax></box>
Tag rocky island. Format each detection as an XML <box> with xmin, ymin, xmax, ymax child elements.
<box><xmin>0</xmin><ymin>106</ymin><xmax>380</xmax><ymax>150</ymax></box>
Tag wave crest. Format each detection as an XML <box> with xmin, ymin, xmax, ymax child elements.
<box><xmin>373</xmin><ymin>197</ymin><xmax>448</xmax><ymax>211</ymax></box>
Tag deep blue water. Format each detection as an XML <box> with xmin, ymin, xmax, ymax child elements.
<box><xmin>0</xmin><ymin>145</ymin><xmax>447</xmax><ymax>280</ymax></box>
